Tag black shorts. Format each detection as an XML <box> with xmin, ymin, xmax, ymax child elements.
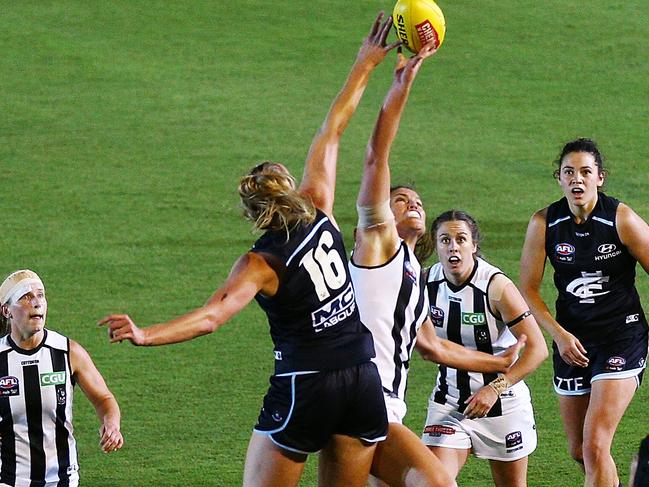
<box><xmin>553</xmin><ymin>325</ymin><xmax>648</xmax><ymax>395</ymax></box>
<box><xmin>254</xmin><ymin>361</ymin><xmax>388</xmax><ymax>454</ymax></box>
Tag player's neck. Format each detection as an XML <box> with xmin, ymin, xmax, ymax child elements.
<box><xmin>11</xmin><ymin>329</ymin><xmax>45</xmax><ymax>350</ymax></box>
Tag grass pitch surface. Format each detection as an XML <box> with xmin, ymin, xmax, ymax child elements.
<box><xmin>2</xmin><ymin>1</ymin><xmax>648</xmax><ymax>485</ymax></box>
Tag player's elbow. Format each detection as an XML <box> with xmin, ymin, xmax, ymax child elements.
<box><xmin>200</xmin><ymin>308</ymin><xmax>225</xmax><ymax>335</ymax></box>
<box><xmin>416</xmin><ymin>343</ymin><xmax>442</xmax><ymax>363</ymax></box>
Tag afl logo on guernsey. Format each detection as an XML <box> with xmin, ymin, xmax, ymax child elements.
<box><xmin>404</xmin><ymin>261</ymin><xmax>418</xmax><ymax>285</ymax></box>
<box><xmin>430</xmin><ymin>306</ymin><xmax>445</xmax><ymax>327</ymax></box>
<box><xmin>0</xmin><ymin>376</ymin><xmax>20</xmax><ymax>396</ymax></box>
<box><xmin>555</xmin><ymin>243</ymin><xmax>575</xmax><ymax>263</ymax></box>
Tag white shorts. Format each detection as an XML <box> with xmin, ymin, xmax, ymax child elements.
<box><xmin>421</xmin><ymin>400</ymin><xmax>537</xmax><ymax>461</ymax></box>
<box><xmin>384</xmin><ymin>393</ymin><xmax>407</xmax><ymax>424</ymax></box>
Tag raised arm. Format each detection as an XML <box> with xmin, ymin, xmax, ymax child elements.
<box><xmin>299</xmin><ymin>13</ymin><xmax>399</xmax><ymax>218</ymax></box>
<box><xmin>415</xmin><ymin>318</ymin><xmax>525</xmax><ymax>373</ymax></box>
<box><xmin>463</xmin><ymin>274</ymin><xmax>548</xmax><ymax>419</ymax></box>
<box><xmin>617</xmin><ymin>202</ymin><xmax>649</xmax><ymax>274</ymax></box>
<box><xmin>519</xmin><ymin>209</ymin><xmax>588</xmax><ymax>367</ymax></box>
<box><xmin>99</xmin><ymin>251</ymin><xmax>278</xmax><ymax>346</ymax></box>
<box><xmin>70</xmin><ymin>340</ymin><xmax>123</xmax><ymax>453</ymax></box>
<box><xmin>354</xmin><ymin>43</ymin><xmax>437</xmax><ymax>265</ymax></box>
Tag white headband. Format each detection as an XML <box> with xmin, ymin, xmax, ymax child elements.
<box><xmin>0</xmin><ymin>271</ymin><xmax>45</xmax><ymax>306</ymax></box>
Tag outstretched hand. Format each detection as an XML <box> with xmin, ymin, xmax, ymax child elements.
<box><xmin>98</xmin><ymin>314</ymin><xmax>146</xmax><ymax>346</ymax></box>
<box><xmin>393</xmin><ymin>41</ymin><xmax>437</xmax><ymax>85</ymax></box>
<box><xmin>356</xmin><ymin>12</ymin><xmax>402</xmax><ymax>68</ymax></box>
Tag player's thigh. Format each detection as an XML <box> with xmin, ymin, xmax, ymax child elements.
<box><xmin>558</xmin><ymin>393</ymin><xmax>590</xmax><ymax>452</ymax></box>
<box><xmin>243</xmin><ymin>432</ymin><xmax>306</xmax><ymax>487</ymax></box>
<box><xmin>371</xmin><ymin>422</ymin><xmax>455</xmax><ymax>487</ymax></box>
<box><xmin>428</xmin><ymin>445</ymin><xmax>470</xmax><ymax>480</ymax></box>
<box><xmin>583</xmin><ymin>377</ymin><xmax>637</xmax><ymax>446</ymax></box>
<box><xmin>318</xmin><ymin>434</ymin><xmax>377</xmax><ymax>487</ymax></box>
<box><xmin>489</xmin><ymin>457</ymin><xmax>528</xmax><ymax>487</ymax></box>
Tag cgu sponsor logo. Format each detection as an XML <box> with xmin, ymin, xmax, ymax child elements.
<box><xmin>461</xmin><ymin>312</ymin><xmax>486</xmax><ymax>326</ymax></box>
<box><xmin>626</xmin><ymin>314</ymin><xmax>640</xmax><ymax>324</ymax></box>
<box><xmin>311</xmin><ymin>283</ymin><xmax>356</xmax><ymax>333</ymax></box>
<box><xmin>40</xmin><ymin>371</ymin><xmax>66</xmax><ymax>386</ymax></box>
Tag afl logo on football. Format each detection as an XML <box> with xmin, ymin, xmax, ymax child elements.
<box><xmin>555</xmin><ymin>243</ymin><xmax>575</xmax><ymax>255</ymax></box>
<box><xmin>597</xmin><ymin>243</ymin><xmax>616</xmax><ymax>254</ymax></box>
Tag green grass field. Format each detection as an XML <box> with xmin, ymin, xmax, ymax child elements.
<box><xmin>2</xmin><ymin>1</ymin><xmax>648</xmax><ymax>485</ymax></box>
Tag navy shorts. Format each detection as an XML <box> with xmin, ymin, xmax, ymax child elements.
<box><xmin>254</xmin><ymin>361</ymin><xmax>388</xmax><ymax>454</ymax></box>
<box><xmin>553</xmin><ymin>325</ymin><xmax>648</xmax><ymax>395</ymax></box>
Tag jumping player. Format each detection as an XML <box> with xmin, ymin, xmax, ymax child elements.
<box><xmin>348</xmin><ymin>45</ymin><xmax>528</xmax><ymax>487</ymax></box>
<box><xmin>520</xmin><ymin>138</ymin><xmax>649</xmax><ymax>487</ymax></box>
<box><xmin>421</xmin><ymin>211</ymin><xmax>548</xmax><ymax>487</ymax></box>
<box><xmin>99</xmin><ymin>13</ymin><xmax>400</xmax><ymax>487</ymax></box>
<box><xmin>0</xmin><ymin>269</ymin><xmax>123</xmax><ymax>487</ymax></box>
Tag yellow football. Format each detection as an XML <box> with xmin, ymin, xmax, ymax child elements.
<box><xmin>393</xmin><ymin>0</ymin><xmax>446</xmax><ymax>53</ymax></box>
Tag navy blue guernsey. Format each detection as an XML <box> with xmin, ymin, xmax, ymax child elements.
<box><xmin>545</xmin><ymin>193</ymin><xmax>646</xmax><ymax>343</ymax></box>
<box><xmin>252</xmin><ymin>210</ymin><xmax>375</xmax><ymax>374</ymax></box>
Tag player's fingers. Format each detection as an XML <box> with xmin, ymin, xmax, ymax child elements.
<box><xmin>109</xmin><ymin>329</ymin><xmax>131</xmax><ymax>343</ymax></box>
<box><xmin>369</xmin><ymin>11</ymin><xmax>384</xmax><ymax>38</ymax></box>
<box><xmin>378</xmin><ymin>15</ymin><xmax>394</xmax><ymax>45</ymax></box>
<box><xmin>418</xmin><ymin>41</ymin><xmax>437</xmax><ymax>58</ymax></box>
<box><xmin>385</xmin><ymin>40</ymin><xmax>402</xmax><ymax>53</ymax></box>
<box><xmin>98</xmin><ymin>314</ymin><xmax>131</xmax><ymax>326</ymax></box>
<box><xmin>395</xmin><ymin>51</ymin><xmax>408</xmax><ymax>70</ymax></box>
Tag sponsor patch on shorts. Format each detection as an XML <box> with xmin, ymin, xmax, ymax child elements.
<box><xmin>605</xmin><ymin>356</ymin><xmax>626</xmax><ymax>372</ymax></box>
<box><xmin>424</xmin><ymin>425</ymin><xmax>455</xmax><ymax>437</ymax></box>
<box><xmin>506</xmin><ymin>431</ymin><xmax>523</xmax><ymax>452</ymax></box>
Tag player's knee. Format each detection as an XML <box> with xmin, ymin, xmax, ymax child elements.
<box><xmin>582</xmin><ymin>438</ymin><xmax>610</xmax><ymax>464</ymax></box>
<box><xmin>402</xmin><ymin>467</ymin><xmax>455</xmax><ymax>487</ymax></box>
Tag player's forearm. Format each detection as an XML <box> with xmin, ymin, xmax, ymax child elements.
<box><xmin>523</xmin><ymin>292</ymin><xmax>564</xmax><ymax>342</ymax></box>
<box><xmin>322</xmin><ymin>57</ymin><xmax>379</xmax><ymax>137</ymax></box>
<box><xmin>367</xmin><ymin>85</ymin><xmax>412</xmax><ymax>162</ymax></box>
<box><xmin>93</xmin><ymin>395</ymin><xmax>121</xmax><ymax>428</ymax></box>
<box><xmin>142</xmin><ymin>306</ymin><xmax>222</xmax><ymax>346</ymax></box>
<box><xmin>500</xmin><ymin>344</ymin><xmax>547</xmax><ymax>387</ymax></box>
<box><xmin>425</xmin><ymin>338</ymin><xmax>509</xmax><ymax>373</ymax></box>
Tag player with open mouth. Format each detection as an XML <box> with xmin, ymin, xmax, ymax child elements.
<box><xmin>520</xmin><ymin>138</ymin><xmax>649</xmax><ymax>487</ymax></box>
